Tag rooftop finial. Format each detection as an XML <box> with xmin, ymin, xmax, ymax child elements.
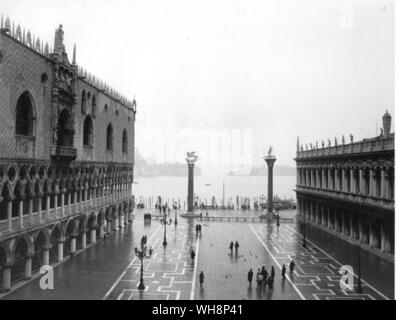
<box><xmin>54</xmin><ymin>24</ymin><xmax>65</xmax><ymax>54</ymax></box>
<box><xmin>72</xmin><ymin>43</ymin><xmax>76</xmax><ymax>65</ymax></box>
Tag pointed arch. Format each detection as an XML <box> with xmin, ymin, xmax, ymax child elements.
<box><xmin>15</xmin><ymin>91</ymin><xmax>35</xmax><ymax>137</ymax></box>
<box><xmin>83</xmin><ymin>115</ymin><xmax>94</xmax><ymax>147</ymax></box>
<box><xmin>122</xmin><ymin>129</ymin><xmax>128</xmax><ymax>154</ymax></box>
<box><xmin>106</xmin><ymin>123</ymin><xmax>114</xmax><ymax>151</ymax></box>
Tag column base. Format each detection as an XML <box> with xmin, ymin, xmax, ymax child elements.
<box><xmin>180</xmin><ymin>212</ymin><xmax>200</xmax><ymax>218</ymax></box>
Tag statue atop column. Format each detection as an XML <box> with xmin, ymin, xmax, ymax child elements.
<box><xmin>182</xmin><ymin>151</ymin><xmax>199</xmax><ymax>217</ymax></box>
<box><xmin>54</xmin><ymin>24</ymin><xmax>66</xmax><ymax>54</ymax></box>
<box><xmin>263</xmin><ymin>147</ymin><xmax>277</xmax><ymax>217</ymax></box>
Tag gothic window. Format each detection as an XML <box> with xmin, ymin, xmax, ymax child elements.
<box><xmin>106</xmin><ymin>123</ymin><xmax>114</xmax><ymax>151</ymax></box>
<box><xmin>104</xmin><ymin>104</ymin><xmax>108</xmax><ymax>112</ymax></box>
<box><xmin>57</xmin><ymin>109</ymin><xmax>73</xmax><ymax>147</ymax></box>
<box><xmin>92</xmin><ymin>95</ymin><xmax>96</xmax><ymax>117</ymax></box>
<box><xmin>81</xmin><ymin>90</ymin><xmax>87</xmax><ymax>113</ymax></box>
<box><xmin>83</xmin><ymin>115</ymin><xmax>93</xmax><ymax>147</ymax></box>
<box><xmin>15</xmin><ymin>91</ymin><xmax>35</xmax><ymax>137</ymax></box>
<box><xmin>122</xmin><ymin>129</ymin><xmax>128</xmax><ymax>154</ymax></box>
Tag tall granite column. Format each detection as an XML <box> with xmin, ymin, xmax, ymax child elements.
<box><xmin>186</xmin><ymin>152</ymin><xmax>198</xmax><ymax>213</ymax></box>
<box><xmin>187</xmin><ymin>163</ymin><xmax>194</xmax><ymax>212</ymax></box>
<box><xmin>264</xmin><ymin>150</ymin><xmax>277</xmax><ymax>215</ymax></box>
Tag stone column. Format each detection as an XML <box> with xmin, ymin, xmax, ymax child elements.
<box><xmin>316</xmin><ymin>169</ymin><xmax>320</xmax><ymax>188</ymax></box>
<box><xmin>309</xmin><ymin>169</ymin><xmax>314</xmax><ymax>187</ymax></box>
<box><xmin>368</xmin><ymin>218</ymin><xmax>374</xmax><ymax>247</ymax></box>
<box><xmin>107</xmin><ymin>219</ymin><xmax>112</xmax><ymax>233</ymax></box>
<box><xmin>19</xmin><ymin>196</ymin><xmax>24</xmax><ymax>228</ymax></box>
<box><xmin>358</xmin><ymin>216</ymin><xmax>364</xmax><ymax>242</ymax></box>
<box><xmin>2</xmin><ymin>267</ymin><xmax>11</xmax><ymax>292</ymax></box>
<box><xmin>37</xmin><ymin>194</ymin><xmax>42</xmax><ymax>222</ymax></box>
<box><xmin>46</xmin><ymin>194</ymin><xmax>51</xmax><ymax>220</ymax></box>
<box><xmin>119</xmin><ymin>214</ymin><xmax>124</xmax><ymax>228</ymax></box>
<box><xmin>369</xmin><ymin>169</ymin><xmax>377</xmax><ymax>197</ymax></box>
<box><xmin>322</xmin><ymin>169</ymin><xmax>327</xmax><ymax>189</ymax></box>
<box><xmin>350</xmin><ymin>169</ymin><xmax>356</xmax><ymax>193</ymax></box>
<box><xmin>70</xmin><ymin>236</ymin><xmax>77</xmax><ymax>256</ymax></box>
<box><xmin>74</xmin><ymin>191</ymin><xmax>78</xmax><ymax>213</ymax></box>
<box><xmin>79</xmin><ymin>189</ymin><xmax>83</xmax><ymax>212</ymax></box>
<box><xmin>328</xmin><ymin>169</ymin><xmax>332</xmax><ymax>190</ymax></box>
<box><xmin>25</xmin><ymin>256</ymin><xmax>32</xmax><ymax>280</ymax></box>
<box><xmin>90</xmin><ymin>228</ymin><xmax>97</xmax><ymax>244</ymax></box>
<box><xmin>380</xmin><ymin>169</ymin><xmax>388</xmax><ymax>199</ymax></box>
<box><xmin>113</xmin><ymin>217</ymin><xmax>119</xmax><ymax>231</ymax></box>
<box><xmin>7</xmin><ymin>198</ymin><xmax>13</xmax><ymax>231</ymax></box>
<box><xmin>43</xmin><ymin>247</ymin><xmax>50</xmax><ymax>266</ymax></box>
<box><xmin>264</xmin><ymin>154</ymin><xmax>276</xmax><ymax>214</ymax></box>
<box><xmin>67</xmin><ymin>192</ymin><xmax>71</xmax><ymax>215</ymax></box>
<box><xmin>187</xmin><ymin>163</ymin><xmax>195</xmax><ymax>212</ymax></box>
<box><xmin>61</xmin><ymin>191</ymin><xmax>65</xmax><ymax>216</ymax></box>
<box><xmin>359</xmin><ymin>169</ymin><xmax>365</xmax><ymax>195</ymax></box>
<box><xmin>99</xmin><ymin>224</ymin><xmax>104</xmax><ymax>239</ymax></box>
<box><xmin>57</xmin><ymin>241</ymin><xmax>64</xmax><ymax>262</ymax></box>
<box><xmin>341</xmin><ymin>169</ymin><xmax>347</xmax><ymax>192</ymax></box>
<box><xmin>84</xmin><ymin>188</ymin><xmax>88</xmax><ymax>210</ymax></box>
<box><xmin>28</xmin><ymin>196</ymin><xmax>33</xmax><ymax>225</ymax></box>
<box><xmin>81</xmin><ymin>231</ymin><xmax>87</xmax><ymax>249</ymax></box>
<box><xmin>334</xmin><ymin>169</ymin><xmax>340</xmax><ymax>191</ymax></box>
<box><xmin>380</xmin><ymin>221</ymin><xmax>386</xmax><ymax>252</ymax></box>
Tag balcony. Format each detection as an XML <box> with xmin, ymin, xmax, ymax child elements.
<box><xmin>295</xmin><ymin>185</ymin><xmax>394</xmax><ymax>211</ymax></box>
<box><xmin>51</xmin><ymin>145</ymin><xmax>77</xmax><ymax>160</ymax></box>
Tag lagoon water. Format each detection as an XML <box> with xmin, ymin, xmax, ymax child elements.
<box><xmin>133</xmin><ymin>175</ymin><xmax>296</xmax><ymax>203</ymax></box>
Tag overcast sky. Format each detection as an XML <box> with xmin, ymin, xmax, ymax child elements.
<box><xmin>2</xmin><ymin>0</ymin><xmax>394</xmax><ymax>172</ymax></box>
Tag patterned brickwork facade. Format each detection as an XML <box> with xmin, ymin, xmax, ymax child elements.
<box><xmin>0</xmin><ymin>20</ymin><xmax>137</xmax><ymax>293</ymax></box>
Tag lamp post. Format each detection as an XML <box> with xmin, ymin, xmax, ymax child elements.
<box><xmin>302</xmin><ymin>215</ymin><xmax>307</xmax><ymax>248</ymax></box>
<box><xmin>276</xmin><ymin>207</ymin><xmax>280</xmax><ymax>228</ymax></box>
<box><xmin>174</xmin><ymin>202</ymin><xmax>178</xmax><ymax>226</ymax></box>
<box><xmin>161</xmin><ymin>211</ymin><xmax>172</xmax><ymax>246</ymax></box>
<box><xmin>356</xmin><ymin>242</ymin><xmax>363</xmax><ymax>293</ymax></box>
<box><xmin>134</xmin><ymin>235</ymin><xmax>153</xmax><ymax>290</ymax></box>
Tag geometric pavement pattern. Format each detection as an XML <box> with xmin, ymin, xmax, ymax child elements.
<box><xmin>249</xmin><ymin>224</ymin><xmax>390</xmax><ymax>300</ymax></box>
<box><xmin>104</xmin><ymin>222</ymin><xmax>198</xmax><ymax>300</ymax></box>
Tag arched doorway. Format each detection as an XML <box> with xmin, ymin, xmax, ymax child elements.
<box><xmin>0</xmin><ymin>246</ymin><xmax>7</xmax><ymax>290</ymax></box>
<box><xmin>15</xmin><ymin>91</ymin><xmax>35</xmax><ymax>137</ymax></box>
<box><xmin>49</xmin><ymin>225</ymin><xmax>62</xmax><ymax>264</ymax></box>
<box><xmin>57</xmin><ymin>109</ymin><xmax>73</xmax><ymax>147</ymax></box>
<box><xmin>32</xmin><ymin>230</ymin><xmax>48</xmax><ymax>273</ymax></box>
<box><xmin>11</xmin><ymin>238</ymin><xmax>30</xmax><ymax>284</ymax></box>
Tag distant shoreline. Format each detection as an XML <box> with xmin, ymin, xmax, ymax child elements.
<box><xmin>134</xmin><ymin>174</ymin><xmax>296</xmax><ymax>178</ymax></box>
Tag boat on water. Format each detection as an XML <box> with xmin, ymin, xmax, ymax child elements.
<box><xmin>205</xmin><ymin>183</ymin><xmax>211</xmax><ymax>186</ymax></box>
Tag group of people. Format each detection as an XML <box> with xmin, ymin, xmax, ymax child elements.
<box><xmin>248</xmin><ymin>260</ymin><xmax>296</xmax><ymax>289</ymax></box>
<box><xmin>229</xmin><ymin>241</ymin><xmax>240</xmax><ymax>254</ymax></box>
<box><xmin>195</xmin><ymin>224</ymin><xmax>202</xmax><ymax>234</ymax></box>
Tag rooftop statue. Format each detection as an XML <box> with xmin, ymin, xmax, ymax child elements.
<box><xmin>350</xmin><ymin>133</ymin><xmax>354</xmax><ymax>143</ymax></box>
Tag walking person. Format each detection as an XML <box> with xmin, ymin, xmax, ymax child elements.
<box><xmin>289</xmin><ymin>260</ymin><xmax>295</xmax><ymax>276</ymax></box>
<box><xmin>267</xmin><ymin>275</ymin><xmax>273</xmax><ymax>289</ymax></box>
<box><xmin>229</xmin><ymin>241</ymin><xmax>234</xmax><ymax>253</ymax></box>
<box><xmin>281</xmin><ymin>264</ymin><xmax>286</xmax><ymax>280</ymax></box>
<box><xmin>247</xmin><ymin>269</ymin><xmax>253</xmax><ymax>287</ymax></box>
<box><xmin>191</xmin><ymin>249</ymin><xmax>196</xmax><ymax>263</ymax></box>
<box><xmin>256</xmin><ymin>269</ymin><xmax>263</xmax><ymax>289</ymax></box>
<box><xmin>271</xmin><ymin>266</ymin><xmax>275</xmax><ymax>280</ymax></box>
<box><xmin>199</xmin><ymin>271</ymin><xmax>205</xmax><ymax>288</ymax></box>
<box><xmin>235</xmin><ymin>241</ymin><xmax>240</xmax><ymax>253</ymax></box>
<box><xmin>262</xmin><ymin>266</ymin><xmax>268</xmax><ymax>286</ymax></box>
